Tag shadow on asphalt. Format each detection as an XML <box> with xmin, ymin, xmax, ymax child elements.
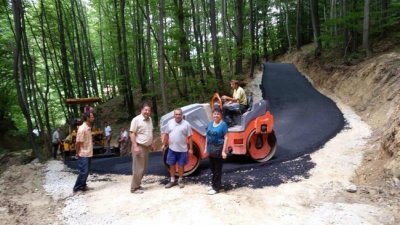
<box><xmin>65</xmin><ymin>152</ymin><xmax>315</xmax><ymax>191</ymax></box>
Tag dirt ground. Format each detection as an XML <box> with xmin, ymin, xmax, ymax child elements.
<box><xmin>1</xmin><ymin>45</ymin><xmax>400</xmax><ymax>224</ymax></box>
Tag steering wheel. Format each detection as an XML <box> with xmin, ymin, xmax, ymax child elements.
<box><xmin>210</xmin><ymin>93</ymin><xmax>223</xmax><ymax>111</ymax></box>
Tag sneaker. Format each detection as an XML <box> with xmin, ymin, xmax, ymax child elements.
<box><xmin>130</xmin><ymin>188</ymin><xmax>144</xmax><ymax>194</ymax></box>
<box><xmin>207</xmin><ymin>189</ymin><xmax>217</xmax><ymax>195</ymax></box>
<box><xmin>165</xmin><ymin>181</ymin><xmax>177</xmax><ymax>189</ymax></box>
<box><xmin>178</xmin><ymin>180</ymin><xmax>185</xmax><ymax>188</ymax></box>
<box><xmin>206</xmin><ymin>186</ymin><xmax>213</xmax><ymax>191</ymax></box>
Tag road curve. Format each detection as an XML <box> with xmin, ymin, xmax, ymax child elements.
<box><xmin>261</xmin><ymin>63</ymin><xmax>345</xmax><ymax>162</ymax></box>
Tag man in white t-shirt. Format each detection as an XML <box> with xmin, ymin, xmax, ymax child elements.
<box><xmin>161</xmin><ymin>108</ymin><xmax>193</xmax><ymax>189</ymax></box>
<box><xmin>52</xmin><ymin>128</ymin><xmax>61</xmax><ymax>159</ymax></box>
<box><xmin>104</xmin><ymin>121</ymin><xmax>112</xmax><ymax>154</ymax></box>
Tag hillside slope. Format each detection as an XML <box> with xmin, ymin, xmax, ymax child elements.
<box><xmin>279</xmin><ymin>43</ymin><xmax>400</xmax><ymax>198</ymax></box>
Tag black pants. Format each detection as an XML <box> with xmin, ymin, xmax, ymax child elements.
<box><xmin>52</xmin><ymin>143</ymin><xmax>60</xmax><ymax>159</ymax></box>
<box><xmin>209</xmin><ymin>156</ymin><xmax>223</xmax><ymax>191</ymax></box>
<box><xmin>223</xmin><ymin>104</ymin><xmax>247</xmax><ymax>124</ymax></box>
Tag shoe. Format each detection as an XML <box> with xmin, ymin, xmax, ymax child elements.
<box><xmin>207</xmin><ymin>189</ymin><xmax>217</xmax><ymax>195</ymax></box>
<box><xmin>72</xmin><ymin>190</ymin><xmax>82</xmax><ymax>196</ymax></box>
<box><xmin>178</xmin><ymin>180</ymin><xmax>185</xmax><ymax>188</ymax></box>
<box><xmin>165</xmin><ymin>181</ymin><xmax>177</xmax><ymax>189</ymax></box>
<box><xmin>130</xmin><ymin>188</ymin><xmax>144</xmax><ymax>194</ymax></box>
<box><xmin>82</xmin><ymin>186</ymin><xmax>94</xmax><ymax>191</ymax></box>
<box><xmin>206</xmin><ymin>186</ymin><xmax>213</xmax><ymax>191</ymax></box>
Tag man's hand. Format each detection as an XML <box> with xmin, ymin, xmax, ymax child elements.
<box><xmin>132</xmin><ymin>145</ymin><xmax>140</xmax><ymax>155</ymax></box>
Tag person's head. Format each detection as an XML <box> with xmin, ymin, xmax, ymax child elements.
<box><xmin>230</xmin><ymin>80</ymin><xmax>239</xmax><ymax>89</ymax></box>
<box><xmin>173</xmin><ymin>108</ymin><xmax>183</xmax><ymax>123</ymax></box>
<box><xmin>212</xmin><ymin>108</ymin><xmax>223</xmax><ymax>123</ymax></box>
<box><xmin>83</xmin><ymin>112</ymin><xmax>95</xmax><ymax>124</ymax></box>
<box><xmin>140</xmin><ymin>102</ymin><xmax>152</xmax><ymax>119</ymax></box>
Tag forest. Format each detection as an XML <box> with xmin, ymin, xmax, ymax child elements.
<box><xmin>0</xmin><ymin>0</ymin><xmax>399</xmax><ymax>160</ymax></box>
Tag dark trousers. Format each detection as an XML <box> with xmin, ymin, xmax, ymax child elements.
<box><xmin>73</xmin><ymin>157</ymin><xmax>92</xmax><ymax>192</ymax></box>
<box><xmin>52</xmin><ymin>143</ymin><xmax>60</xmax><ymax>159</ymax></box>
<box><xmin>223</xmin><ymin>104</ymin><xmax>247</xmax><ymax>124</ymax></box>
<box><xmin>209</xmin><ymin>156</ymin><xmax>223</xmax><ymax>191</ymax></box>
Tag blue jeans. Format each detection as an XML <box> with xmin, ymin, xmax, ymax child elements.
<box><xmin>73</xmin><ymin>157</ymin><xmax>92</xmax><ymax>192</ymax></box>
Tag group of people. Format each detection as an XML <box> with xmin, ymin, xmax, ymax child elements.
<box><xmin>103</xmin><ymin>121</ymin><xmax>130</xmax><ymax>156</ymax></box>
<box><xmin>72</xmin><ymin>80</ymin><xmax>247</xmax><ymax>196</ymax></box>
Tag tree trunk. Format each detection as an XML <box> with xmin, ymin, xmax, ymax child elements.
<box><xmin>249</xmin><ymin>0</ymin><xmax>256</xmax><ymax>78</ymax></box>
<box><xmin>158</xmin><ymin>0</ymin><xmax>168</xmax><ymax>113</ymax></box>
<box><xmin>70</xmin><ymin>0</ymin><xmax>87</xmax><ymax>97</ymax></box>
<box><xmin>343</xmin><ymin>0</ymin><xmax>350</xmax><ymax>58</ymax></box>
<box><xmin>262</xmin><ymin>2</ymin><xmax>269</xmax><ymax>61</ymax></box>
<box><xmin>12</xmin><ymin>0</ymin><xmax>43</xmax><ymax>160</ymax></box>
<box><xmin>310</xmin><ymin>0</ymin><xmax>322</xmax><ymax>57</ymax></box>
<box><xmin>381</xmin><ymin>0</ymin><xmax>389</xmax><ymax>34</ymax></box>
<box><xmin>190</xmin><ymin>0</ymin><xmax>206</xmax><ymax>86</ymax></box>
<box><xmin>39</xmin><ymin>0</ymin><xmax>52</xmax><ymax>146</ymax></box>
<box><xmin>173</xmin><ymin>0</ymin><xmax>192</xmax><ymax>99</ymax></box>
<box><xmin>296</xmin><ymin>0</ymin><xmax>303</xmax><ymax>50</ymax></box>
<box><xmin>76</xmin><ymin>1</ymin><xmax>99</xmax><ymax>97</ymax></box>
<box><xmin>144</xmin><ymin>0</ymin><xmax>158</xmax><ymax>123</ymax></box>
<box><xmin>55</xmin><ymin>0</ymin><xmax>76</xmax><ymax>118</ymax></box>
<box><xmin>201</xmin><ymin>0</ymin><xmax>213</xmax><ymax>76</ymax></box>
<box><xmin>362</xmin><ymin>0</ymin><xmax>371</xmax><ymax>57</ymax></box>
<box><xmin>282</xmin><ymin>0</ymin><xmax>292</xmax><ymax>51</ymax></box>
<box><xmin>98</xmin><ymin>2</ymin><xmax>107</xmax><ymax>99</ymax></box>
<box><xmin>121</xmin><ymin>0</ymin><xmax>134</xmax><ymax>116</ymax></box>
<box><xmin>222</xmin><ymin>0</ymin><xmax>233</xmax><ymax>76</ymax></box>
<box><xmin>209</xmin><ymin>0</ymin><xmax>223</xmax><ymax>86</ymax></box>
<box><xmin>234</xmin><ymin>0</ymin><xmax>244</xmax><ymax>75</ymax></box>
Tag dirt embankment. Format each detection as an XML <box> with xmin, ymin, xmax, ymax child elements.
<box><xmin>280</xmin><ymin>45</ymin><xmax>400</xmax><ymax>188</ymax></box>
<box><xmin>0</xmin><ymin>162</ymin><xmax>60</xmax><ymax>225</ymax></box>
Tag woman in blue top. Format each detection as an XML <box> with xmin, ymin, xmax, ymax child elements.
<box><xmin>204</xmin><ymin>108</ymin><xmax>229</xmax><ymax>195</ymax></box>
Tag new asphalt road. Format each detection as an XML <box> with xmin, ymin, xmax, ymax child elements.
<box><xmin>66</xmin><ymin>63</ymin><xmax>345</xmax><ymax>189</ymax></box>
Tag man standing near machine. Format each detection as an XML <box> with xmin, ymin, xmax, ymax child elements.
<box><xmin>162</xmin><ymin>108</ymin><xmax>193</xmax><ymax>189</ymax></box>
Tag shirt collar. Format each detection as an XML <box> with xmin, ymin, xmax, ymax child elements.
<box><xmin>139</xmin><ymin>114</ymin><xmax>150</xmax><ymax>121</ymax></box>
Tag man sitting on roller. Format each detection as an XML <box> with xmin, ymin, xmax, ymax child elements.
<box><xmin>221</xmin><ymin>80</ymin><xmax>247</xmax><ymax>127</ymax></box>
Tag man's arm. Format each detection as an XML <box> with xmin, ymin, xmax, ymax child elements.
<box><xmin>187</xmin><ymin>135</ymin><xmax>193</xmax><ymax>153</ymax></box>
<box><xmin>75</xmin><ymin>141</ymin><xmax>82</xmax><ymax>156</ymax></box>
<box><xmin>222</xmin><ymin>94</ymin><xmax>239</xmax><ymax>103</ymax></box>
<box><xmin>130</xmin><ymin>132</ymin><xmax>139</xmax><ymax>154</ymax></box>
<box><xmin>161</xmin><ymin>133</ymin><xmax>169</xmax><ymax>150</ymax></box>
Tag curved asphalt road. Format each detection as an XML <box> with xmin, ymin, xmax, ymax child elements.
<box><xmin>66</xmin><ymin>63</ymin><xmax>344</xmax><ymax>190</ymax></box>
